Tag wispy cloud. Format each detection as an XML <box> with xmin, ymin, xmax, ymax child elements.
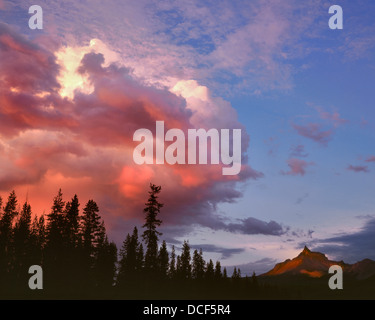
<box><xmin>347</xmin><ymin>165</ymin><xmax>370</xmax><ymax>173</ymax></box>
<box><xmin>189</xmin><ymin>244</ymin><xmax>245</xmax><ymax>260</ymax></box>
<box><xmin>365</xmin><ymin>156</ymin><xmax>375</xmax><ymax>163</ymax></box>
<box><xmin>292</xmin><ymin>123</ymin><xmax>333</xmax><ymax>146</ymax></box>
<box><xmin>289</xmin><ymin>144</ymin><xmax>308</xmax><ymax>158</ymax></box>
<box><xmin>281</xmin><ymin>158</ymin><xmax>315</xmax><ymax>176</ymax></box>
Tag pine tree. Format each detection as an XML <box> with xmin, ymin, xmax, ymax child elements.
<box><xmin>214</xmin><ymin>260</ymin><xmax>222</xmax><ymax>280</ymax></box>
<box><xmin>158</xmin><ymin>240</ymin><xmax>169</xmax><ymax>278</ymax></box>
<box><xmin>223</xmin><ymin>267</ymin><xmax>228</xmax><ymax>279</ymax></box>
<box><xmin>142</xmin><ymin>184</ymin><xmax>163</xmax><ymax>271</ymax></box>
<box><xmin>80</xmin><ymin>199</ymin><xmax>105</xmax><ymax>289</ymax></box>
<box><xmin>95</xmin><ymin>235</ymin><xmax>117</xmax><ymax>291</ymax></box>
<box><xmin>46</xmin><ymin>189</ymin><xmax>65</xmax><ymax>250</ymax></box>
<box><xmin>232</xmin><ymin>267</ymin><xmax>238</xmax><ymax>279</ymax></box>
<box><xmin>205</xmin><ymin>259</ymin><xmax>215</xmax><ymax>280</ymax></box>
<box><xmin>192</xmin><ymin>249</ymin><xmax>205</xmax><ymax>280</ymax></box>
<box><xmin>13</xmin><ymin>202</ymin><xmax>33</xmax><ymax>286</ymax></box>
<box><xmin>180</xmin><ymin>240</ymin><xmax>191</xmax><ymax>280</ymax></box>
<box><xmin>64</xmin><ymin>194</ymin><xmax>80</xmax><ymax>247</ymax></box>
<box><xmin>169</xmin><ymin>245</ymin><xmax>176</xmax><ymax>278</ymax></box>
<box><xmin>0</xmin><ymin>191</ymin><xmax>19</xmax><ymax>288</ymax></box>
<box><xmin>117</xmin><ymin>227</ymin><xmax>142</xmax><ymax>287</ymax></box>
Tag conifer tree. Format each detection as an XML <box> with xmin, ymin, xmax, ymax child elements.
<box><xmin>142</xmin><ymin>184</ymin><xmax>163</xmax><ymax>271</ymax></box>
<box><xmin>192</xmin><ymin>249</ymin><xmax>205</xmax><ymax>280</ymax></box>
<box><xmin>158</xmin><ymin>240</ymin><xmax>169</xmax><ymax>278</ymax></box>
<box><xmin>180</xmin><ymin>240</ymin><xmax>191</xmax><ymax>279</ymax></box>
<box><xmin>13</xmin><ymin>202</ymin><xmax>33</xmax><ymax>285</ymax></box>
<box><xmin>214</xmin><ymin>260</ymin><xmax>222</xmax><ymax>280</ymax></box>
<box><xmin>205</xmin><ymin>259</ymin><xmax>215</xmax><ymax>280</ymax></box>
<box><xmin>169</xmin><ymin>245</ymin><xmax>176</xmax><ymax>278</ymax></box>
<box><xmin>0</xmin><ymin>191</ymin><xmax>18</xmax><ymax>288</ymax></box>
<box><xmin>223</xmin><ymin>267</ymin><xmax>228</xmax><ymax>279</ymax></box>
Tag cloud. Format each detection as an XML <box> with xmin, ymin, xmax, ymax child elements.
<box><xmin>289</xmin><ymin>144</ymin><xmax>308</xmax><ymax>158</ymax></box>
<box><xmin>365</xmin><ymin>156</ymin><xmax>375</xmax><ymax>163</ymax></box>
<box><xmin>223</xmin><ymin>217</ymin><xmax>287</xmax><ymax>236</ymax></box>
<box><xmin>281</xmin><ymin>158</ymin><xmax>314</xmax><ymax>176</ymax></box>
<box><xmin>292</xmin><ymin>123</ymin><xmax>333</xmax><ymax>146</ymax></box>
<box><xmin>347</xmin><ymin>165</ymin><xmax>370</xmax><ymax>173</ymax></box>
<box><xmin>0</xmin><ymin>23</ymin><xmax>264</xmax><ymax>242</ymax></box>
<box><xmin>307</xmin><ymin>217</ymin><xmax>375</xmax><ymax>263</ymax></box>
<box><xmin>189</xmin><ymin>244</ymin><xmax>245</xmax><ymax>260</ymax></box>
<box><xmin>295</xmin><ymin>193</ymin><xmax>309</xmax><ymax>205</ymax></box>
<box><xmin>225</xmin><ymin>257</ymin><xmax>278</xmax><ymax>276</ymax></box>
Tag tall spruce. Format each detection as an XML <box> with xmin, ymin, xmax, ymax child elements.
<box><xmin>180</xmin><ymin>240</ymin><xmax>191</xmax><ymax>279</ymax></box>
<box><xmin>169</xmin><ymin>245</ymin><xmax>176</xmax><ymax>278</ymax></box>
<box><xmin>142</xmin><ymin>183</ymin><xmax>163</xmax><ymax>271</ymax></box>
<box><xmin>192</xmin><ymin>248</ymin><xmax>205</xmax><ymax>280</ymax></box>
<box><xmin>158</xmin><ymin>240</ymin><xmax>169</xmax><ymax>278</ymax></box>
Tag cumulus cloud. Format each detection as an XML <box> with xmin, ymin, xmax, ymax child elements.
<box><xmin>0</xmin><ymin>23</ymin><xmax>264</xmax><ymax>242</ymax></box>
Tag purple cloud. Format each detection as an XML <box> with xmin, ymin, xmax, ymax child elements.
<box><xmin>281</xmin><ymin>158</ymin><xmax>314</xmax><ymax>176</ymax></box>
<box><xmin>365</xmin><ymin>156</ymin><xmax>375</xmax><ymax>163</ymax></box>
<box><xmin>292</xmin><ymin>123</ymin><xmax>333</xmax><ymax>146</ymax></box>
<box><xmin>347</xmin><ymin>165</ymin><xmax>370</xmax><ymax>173</ymax></box>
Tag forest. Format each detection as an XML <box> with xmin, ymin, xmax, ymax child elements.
<box><xmin>0</xmin><ymin>184</ymin><xmax>263</xmax><ymax>299</ymax></box>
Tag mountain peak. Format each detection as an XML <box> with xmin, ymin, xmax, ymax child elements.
<box><xmin>302</xmin><ymin>246</ymin><xmax>311</xmax><ymax>254</ymax></box>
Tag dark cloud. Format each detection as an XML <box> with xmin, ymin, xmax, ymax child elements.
<box><xmin>224</xmin><ymin>217</ymin><xmax>287</xmax><ymax>236</ymax></box>
<box><xmin>305</xmin><ymin>217</ymin><xmax>375</xmax><ymax>263</ymax></box>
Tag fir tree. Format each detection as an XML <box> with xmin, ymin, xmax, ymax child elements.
<box><xmin>169</xmin><ymin>245</ymin><xmax>176</xmax><ymax>278</ymax></box>
<box><xmin>142</xmin><ymin>184</ymin><xmax>163</xmax><ymax>271</ymax></box>
<box><xmin>205</xmin><ymin>259</ymin><xmax>215</xmax><ymax>280</ymax></box>
<box><xmin>192</xmin><ymin>249</ymin><xmax>205</xmax><ymax>280</ymax></box>
<box><xmin>214</xmin><ymin>260</ymin><xmax>222</xmax><ymax>280</ymax></box>
<box><xmin>180</xmin><ymin>240</ymin><xmax>191</xmax><ymax>280</ymax></box>
<box><xmin>158</xmin><ymin>240</ymin><xmax>169</xmax><ymax>278</ymax></box>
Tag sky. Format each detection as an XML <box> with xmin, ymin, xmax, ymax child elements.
<box><xmin>0</xmin><ymin>0</ymin><xmax>374</xmax><ymax>275</ymax></box>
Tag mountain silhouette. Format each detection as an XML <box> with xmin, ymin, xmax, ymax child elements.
<box><xmin>261</xmin><ymin>246</ymin><xmax>375</xmax><ymax>280</ymax></box>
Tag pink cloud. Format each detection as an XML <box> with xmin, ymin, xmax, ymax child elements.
<box><xmin>313</xmin><ymin>105</ymin><xmax>348</xmax><ymax>128</ymax></box>
<box><xmin>347</xmin><ymin>165</ymin><xmax>370</xmax><ymax>173</ymax></box>
<box><xmin>281</xmin><ymin>158</ymin><xmax>314</xmax><ymax>176</ymax></box>
<box><xmin>0</xmin><ymin>23</ymin><xmax>263</xmax><ymax>239</ymax></box>
<box><xmin>365</xmin><ymin>156</ymin><xmax>375</xmax><ymax>163</ymax></box>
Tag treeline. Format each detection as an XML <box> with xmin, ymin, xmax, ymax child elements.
<box><xmin>0</xmin><ymin>184</ymin><xmax>261</xmax><ymax>299</ymax></box>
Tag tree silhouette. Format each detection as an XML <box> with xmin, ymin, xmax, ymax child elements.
<box><xmin>0</xmin><ymin>187</ymin><xmax>261</xmax><ymax>299</ymax></box>
<box><xmin>214</xmin><ymin>260</ymin><xmax>222</xmax><ymax>280</ymax></box>
<box><xmin>169</xmin><ymin>245</ymin><xmax>176</xmax><ymax>278</ymax></box>
<box><xmin>205</xmin><ymin>259</ymin><xmax>215</xmax><ymax>280</ymax></box>
<box><xmin>142</xmin><ymin>184</ymin><xmax>163</xmax><ymax>271</ymax></box>
<box><xmin>192</xmin><ymin>248</ymin><xmax>205</xmax><ymax>280</ymax></box>
<box><xmin>180</xmin><ymin>240</ymin><xmax>191</xmax><ymax>280</ymax></box>
<box><xmin>158</xmin><ymin>240</ymin><xmax>169</xmax><ymax>279</ymax></box>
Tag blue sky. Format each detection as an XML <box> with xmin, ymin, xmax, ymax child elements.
<box><xmin>1</xmin><ymin>0</ymin><xmax>375</xmax><ymax>274</ymax></box>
